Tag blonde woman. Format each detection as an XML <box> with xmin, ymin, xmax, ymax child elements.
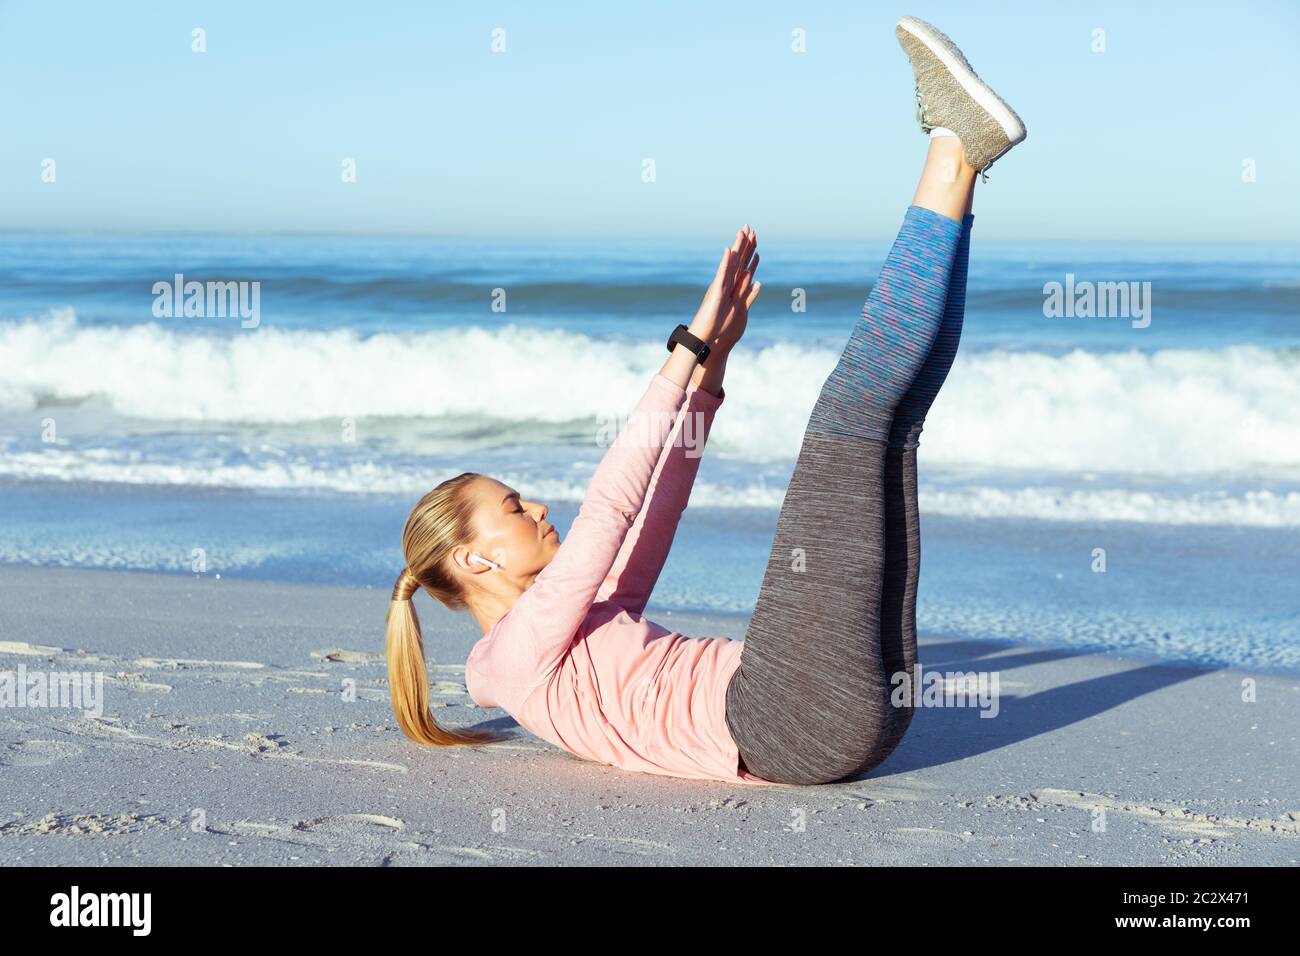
<box><xmin>385</xmin><ymin>16</ymin><xmax>1025</xmax><ymax>786</ymax></box>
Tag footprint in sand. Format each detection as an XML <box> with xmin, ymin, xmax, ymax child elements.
<box><xmin>575</xmin><ymin>834</ymin><xmax>678</xmax><ymax>857</ymax></box>
<box><xmin>134</xmin><ymin>657</ymin><xmax>265</xmax><ymax>670</ymax></box>
<box><xmin>104</xmin><ymin>673</ymin><xmax>172</xmax><ymax>693</ymax></box>
<box><xmin>300</xmin><ymin>813</ymin><xmax>405</xmax><ymax>831</ymax></box>
<box><xmin>57</xmin><ymin>716</ymin><xmax>410</xmax><ymax>773</ymax></box>
<box><xmin>212</xmin><ymin>814</ymin><xmax>420</xmax><ymax>854</ymax></box>
<box><xmin>1030</xmin><ymin>788</ymin><xmax>1300</xmax><ymax>839</ymax></box>
<box><xmin>206</xmin><ymin>814</ymin><xmax>548</xmax><ymax>863</ymax></box>
<box><xmin>844</xmin><ymin>779</ymin><xmax>942</xmax><ymax>804</ymax></box>
<box><xmin>876</xmin><ymin>827</ymin><xmax>970</xmax><ymax>850</ymax></box>
<box><xmin>311</xmin><ymin>649</ymin><xmax>386</xmax><ymax>663</ymax></box>
<box><xmin>288</xmin><ymin>685</ymin><xmax>391</xmax><ymax>702</ymax></box>
<box><xmin>0</xmin><ymin>739</ymin><xmax>85</xmax><ymax>767</ymax></box>
<box><xmin>0</xmin><ymin>641</ymin><xmax>64</xmax><ymax>656</ymax></box>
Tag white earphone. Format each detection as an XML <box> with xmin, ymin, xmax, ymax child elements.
<box><xmin>470</xmin><ymin>552</ymin><xmax>502</xmax><ymax>570</ymax></box>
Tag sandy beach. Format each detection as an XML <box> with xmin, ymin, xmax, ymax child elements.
<box><xmin>1</xmin><ymin>563</ymin><xmax>1296</xmax><ymax>867</ymax></box>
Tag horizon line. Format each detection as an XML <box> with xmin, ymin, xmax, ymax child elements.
<box><xmin>0</xmin><ymin>228</ymin><xmax>1293</xmax><ymax>247</ymax></box>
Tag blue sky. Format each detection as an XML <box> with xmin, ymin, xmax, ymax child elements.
<box><xmin>2</xmin><ymin>0</ymin><xmax>1297</xmax><ymax>241</ymax></box>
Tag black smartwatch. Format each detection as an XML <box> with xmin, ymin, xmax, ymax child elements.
<box><xmin>666</xmin><ymin>323</ymin><xmax>710</xmax><ymax>365</ymax></box>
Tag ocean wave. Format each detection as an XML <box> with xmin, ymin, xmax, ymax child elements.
<box><xmin>2</xmin><ymin>446</ymin><xmax>1299</xmax><ymax>527</ymax></box>
<box><xmin>916</xmin><ymin>346</ymin><xmax>1300</xmax><ymax>475</ymax></box>
<box><xmin>919</xmin><ymin>486</ymin><xmax>1300</xmax><ymax>527</ymax></box>
<box><xmin>3</xmin><ymin>311</ymin><xmax>1299</xmax><ymax>476</ymax></box>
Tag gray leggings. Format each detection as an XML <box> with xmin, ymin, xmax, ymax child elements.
<box><xmin>723</xmin><ymin>438</ymin><xmax>924</xmax><ymax>785</ymax></box>
<box><xmin>724</xmin><ymin>206</ymin><xmax>967</xmax><ymax>785</ymax></box>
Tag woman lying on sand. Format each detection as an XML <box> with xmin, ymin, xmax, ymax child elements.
<box><xmin>384</xmin><ymin>15</ymin><xmax>1026</xmax><ymax>785</ymax></box>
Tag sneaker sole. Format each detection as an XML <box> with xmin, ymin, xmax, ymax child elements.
<box><xmin>896</xmin><ymin>16</ymin><xmax>1026</xmax><ymax>154</ymax></box>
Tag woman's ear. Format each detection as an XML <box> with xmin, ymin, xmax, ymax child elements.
<box><xmin>452</xmin><ymin>546</ymin><xmax>502</xmax><ymax>573</ymax></box>
<box><xmin>449</xmin><ymin>546</ymin><xmax>478</xmax><ymax>573</ymax></box>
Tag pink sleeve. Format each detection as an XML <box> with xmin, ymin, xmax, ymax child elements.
<box><xmin>471</xmin><ymin>372</ymin><xmax>687</xmax><ymax>707</ymax></box>
<box><xmin>594</xmin><ymin>378</ymin><xmax>724</xmax><ymax>616</ymax></box>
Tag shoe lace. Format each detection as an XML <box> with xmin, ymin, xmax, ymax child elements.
<box><xmin>913</xmin><ymin>85</ymin><xmax>934</xmax><ymax>133</ymax></box>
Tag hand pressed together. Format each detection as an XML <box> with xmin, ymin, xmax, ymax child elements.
<box><xmin>687</xmin><ymin>224</ymin><xmax>762</xmax><ymax>355</ymax></box>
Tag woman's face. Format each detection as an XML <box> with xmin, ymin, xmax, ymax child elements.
<box><xmin>464</xmin><ymin>476</ymin><xmax>560</xmax><ymax>576</ymax></box>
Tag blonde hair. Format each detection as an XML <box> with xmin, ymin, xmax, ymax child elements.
<box><xmin>385</xmin><ymin>471</ymin><xmax>508</xmax><ymax>746</ymax></box>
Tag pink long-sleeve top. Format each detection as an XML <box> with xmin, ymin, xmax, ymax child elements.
<box><xmin>465</xmin><ymin>371</ymin><xmax>783</xmax><ymax>786</ymax></box>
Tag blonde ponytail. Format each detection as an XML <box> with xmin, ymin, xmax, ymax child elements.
<box><xmin>385</xmin><ymin>473</ymin><xmax>508</xmax><ymax>747</ymax></box>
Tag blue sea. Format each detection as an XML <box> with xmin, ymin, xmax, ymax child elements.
<box><xmin>2</xmin><ymin>234</ymin><xmax>1298</xmax><ymax>673</ymax></box>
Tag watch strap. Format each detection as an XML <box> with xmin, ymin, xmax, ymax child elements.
<box><xmin>666</xmin><ymin>323</ymin><xmax>710</xmax><ymax>365</ymax></box>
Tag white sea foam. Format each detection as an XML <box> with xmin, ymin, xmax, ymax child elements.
<box><xmin>917</xmin><ymin>486</ymin><xmax>1300</xmax><ymax>527</ymax></box>
<box><xmin>916</xmin><ymin>346</ymin><xmax>1300</xmax><ymax>475</ymax></box>
<box><xmin>3</xmin><ymin>446</ymin><xmax>1299</xmax><ymax>527</ymax></box>
<box><xmin>3</xmin><ymin>311</ymin><xmax>1299</xmax><ymax>485</ymax></box>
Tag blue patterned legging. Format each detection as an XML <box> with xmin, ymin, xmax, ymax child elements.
<box><xmin>724</xmin><ymin>204</ymin><xmax>974</xmax><ymax>785</ymax></box>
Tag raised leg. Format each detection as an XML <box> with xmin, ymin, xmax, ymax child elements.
<box><xmin>724</xmin><ymin>195</ymin><xmax>965</xmax><ymax>785</ymax></box>
<box><xmin>868</xmin><ymin>209</ymin><xmax>974</xmax><ymax>769</ymax></box>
